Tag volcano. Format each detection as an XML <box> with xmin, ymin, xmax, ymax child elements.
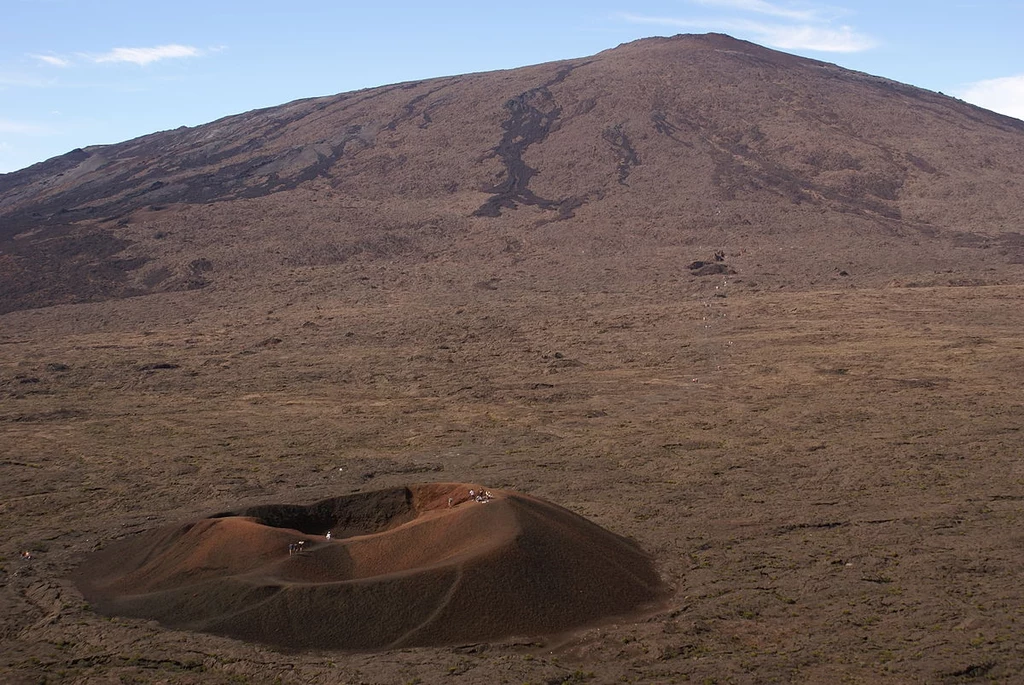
<box><xmin>1</xmin><ymin>33</ymin><xmax>1023</xmax><ymax>314</ymax></box>
<box><xmin>5</xmin><ymin>33</ymin><xmax>1024</xmax><ymax>683</ymax></box>
<box><xmin>74</xmin><ymin>483</ymin><xmax>666</xmax><ymax>650</ymax></box>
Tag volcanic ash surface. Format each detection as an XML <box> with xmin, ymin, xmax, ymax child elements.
<box><xmin>74</xmin><ymin>483</ymin><xmax>667</xmax><ymax>650</ymax></box>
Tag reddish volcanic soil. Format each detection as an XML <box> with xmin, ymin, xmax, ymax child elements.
<box><xmin>2</xmin><ymin>33</ymin><xmax>1024</xmax><ymax>684</ymax></box>
<box><xmin>75</xmin><ymin>483</ymin><xmax>666</xmax><ymax>650</ymax></box>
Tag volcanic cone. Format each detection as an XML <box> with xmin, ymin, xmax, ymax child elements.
<box><xmin>75</xmin><ymin>483</ymin><xmax>666</xmax><ymax>649</ymax></box>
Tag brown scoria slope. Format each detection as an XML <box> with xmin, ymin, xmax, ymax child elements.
<box><xmin>1</xmin><ymin>33</ymin><xmax>1024</xmax><ymax>313</ymax></box>
<box><xmin>74</xmin><ymin>483</ymin><xmax>666</xmax><ymax>650</ymax></box>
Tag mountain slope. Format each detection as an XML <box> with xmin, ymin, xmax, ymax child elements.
<box><xmin>2</xmin><ymin>33</ymin><xmax>1023</xmax><ymax>313</ymax></box>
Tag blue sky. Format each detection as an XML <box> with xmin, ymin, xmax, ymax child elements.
<box><xmin>2</xmin><ymin>0</ymin><xmax>1023</xmax><ymax>173</ymax></box>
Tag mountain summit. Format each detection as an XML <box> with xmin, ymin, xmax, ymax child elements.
<box><xmin>2</xmin><ymin>33</ymin><xmax>1023</xmax><ymax>312</ymax></box>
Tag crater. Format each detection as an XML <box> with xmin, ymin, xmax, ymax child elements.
<box><xmin>74</xmin><ymin>483</ymin><xmax>667</xmax><ymax>650</ymax></box>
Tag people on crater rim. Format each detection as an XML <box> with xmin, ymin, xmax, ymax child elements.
<box><xmin>469</xmin><ymin>488</ymin><xmax>494</xmax><ymax>503</ymax></box>
<box><xmin>289</xmin><ymin>488</ymin><xmax>497</xmax><ymax>556</ymax></box>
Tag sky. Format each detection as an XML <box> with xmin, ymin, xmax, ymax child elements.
<box><xmin>2</xmin><ymin>0</ymin><xmax>1023</xmax><ymax>174</ymax></box>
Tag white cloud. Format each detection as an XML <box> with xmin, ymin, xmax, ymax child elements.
<box><xmin>89</xmin><ymin>44</ymin><xmax>202</xmax><ymax>66</ymax></box>
<box><xmin>752</xmin><ymin>22</ymin><xmax>876</xmax><ymax>52</ymax></box>
<box><xmin>618</xmin><ymin>12</ymin><xmax>876</xmax><ymax>53</ymax></box>
<box><xmin>688</xmin><ymin>0</ymin><xmax>819</xmax><ymax>21</ymax></box>
<box><xmin>30</xmin><ymin>54</ymin><xmax>71</xmax><ymax>67</ymax></box>
<box><xmin>957</xmin><ymin>74</ymin><xmax>1024</xmax><ymax>121</ymax></box>
<box><xmin>21</xmin><ymin>44</ymin><xmax>215</xmax><ymax>70</ymax></box>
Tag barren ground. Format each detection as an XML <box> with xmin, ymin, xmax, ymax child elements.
<box><xmin>3</xmin><ymin>275</ymin><xmax>1023</xmax><ymax>683</ymax></box>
